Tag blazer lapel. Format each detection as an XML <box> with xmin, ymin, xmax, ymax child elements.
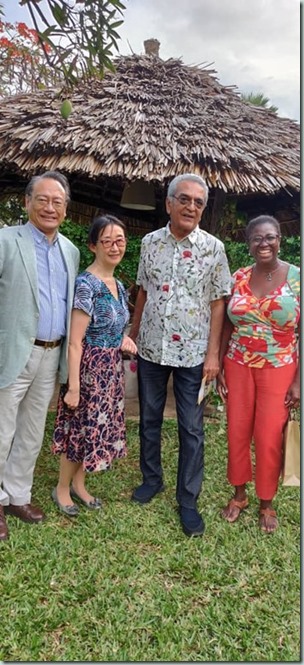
<box><xmin>16</xmin><ymin>226</ymin><xmax>39</xmax><ymax>308</ymax></box>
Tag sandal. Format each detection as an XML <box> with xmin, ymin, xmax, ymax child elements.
<box><xmin>221</xmin><ymin>497</ymin><xmax>249</xmax><ymax>523</ymax></box>
<box><xmin>259</xmin><ymin>508</ymin><xmax>278</xmax><ymax>534</ymax></box>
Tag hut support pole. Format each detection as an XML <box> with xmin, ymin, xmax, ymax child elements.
<box><xmin>209</xmin><ymin>188</ymin><xmax>226</xmax><ymax>235</ymax></box>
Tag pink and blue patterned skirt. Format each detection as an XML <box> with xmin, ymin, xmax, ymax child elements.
<box><xmin>52</xmin><ymin>344</ymin><xmax>127</xmax><ymax>472</ymax></box>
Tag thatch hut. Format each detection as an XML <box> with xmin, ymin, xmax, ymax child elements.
<box><xmin>0</xmin><ymin>40</ymin><xmax>300</xmax><ymax>236</ymax></box>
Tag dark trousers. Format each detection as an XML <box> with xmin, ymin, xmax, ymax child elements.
<box><xmin>137</xmin><ymin>355</ymin><xmax>205</xmax><ymax>509</ymax></box>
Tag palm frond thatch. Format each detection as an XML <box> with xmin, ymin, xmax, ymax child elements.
<box><xmin>0</xmin><ymin>54</ymin><xmax>299</xmax><ymax>195</ymax></box>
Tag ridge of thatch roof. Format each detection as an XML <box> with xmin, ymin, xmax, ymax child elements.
<box><xmin>0</xmin><ymin>53</ymin><xmax>300</xmax><ymax>194</ymax></box>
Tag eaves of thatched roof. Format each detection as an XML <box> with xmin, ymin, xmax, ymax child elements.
<box><xmin>0</xmin><ymin>53</ymin><xmax>300</xmax><ymax>195</ymax></box>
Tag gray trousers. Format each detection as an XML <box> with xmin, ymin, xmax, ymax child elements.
<box><xmin>0</xmin><ymin>345</ymin><xmax>61</xmax><ymax>506</ymax></box>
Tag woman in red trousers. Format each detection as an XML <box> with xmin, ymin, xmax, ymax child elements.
<box><xmin>217</xmin><ymin>215</ymin><xmax>300</xmax><ymax>533</ymax></box>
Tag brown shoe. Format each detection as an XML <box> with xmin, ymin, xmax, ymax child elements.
<box><xmin>5</xmin><ymin>503</ymin><xmax>46</xmax><ymax>523</ymax></box>
<box><xmin>0</xmin><ymin>505</ymin><xmax>9</xmax><ymax>540</ymax></box>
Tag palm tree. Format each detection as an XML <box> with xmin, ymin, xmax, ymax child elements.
<box><xmin>241</xmin><ymin>92</ymin><xmax>278</xmax><ymax>114</ymax></box>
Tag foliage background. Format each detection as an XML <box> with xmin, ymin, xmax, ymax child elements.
<box><xmin>0</xmin><ymin>203</ymin><xmax>300</xmax><ymax>287</ymax></box>
<box><xmin>59</xmin><ymin>219</ymin><xmax>300</xmax><ymax>284</ymax></box>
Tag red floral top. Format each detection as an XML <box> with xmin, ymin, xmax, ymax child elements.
<box><xmin>226</xmin><ymin>264</ymin><xmax>300</xmax><ymax>368</ymax></box>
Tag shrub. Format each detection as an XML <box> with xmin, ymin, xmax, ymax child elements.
<box><xmin>61</xmin><ymin>219</ymin><xmax>300</xmax><ymax>285</ymax></box>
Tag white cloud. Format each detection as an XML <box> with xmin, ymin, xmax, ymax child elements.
<box><xmin>118</xmin><ymin>0</ymin><xmax>300</xmax><ymax>120</ymax></box>
<box><xmin>1</xmin><ymin>0</ymin><xmax>300</xmax><ymax>120</ymax></box>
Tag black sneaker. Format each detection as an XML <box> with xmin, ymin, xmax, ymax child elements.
<box><xmin>179</xmin><ymin>506</ymin><xmax>205</xmax><ymax>537</ymax></box>
<box><xmin>131</xmin><ymin>482</ymin><xmax>164</xmax><ymax>504</ymax></box>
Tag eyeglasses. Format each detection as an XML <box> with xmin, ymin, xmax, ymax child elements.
<box><xmin>249</xmin><ymin>234</ymin><xmax>280</xmax><ymax>245</ymax></box>
<box><xmin>171</xmin><ymin>194</ymin><xmax>205</xmax><ymax>210</ymax></box>
<box><xmin>34</xmin><ymin>196</ymin><xmax>66</xmax><ymax>209</ymax></box>
<box><xmin>98</xmin><ymin>238</ymin><xmax>127</xmax><ymax>248</ymax></box>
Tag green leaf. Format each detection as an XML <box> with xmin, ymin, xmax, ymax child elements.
<box><xmin>50</xmin><ymin>1</ymin><xmax>67</xmax><ymax>27</ymax></box>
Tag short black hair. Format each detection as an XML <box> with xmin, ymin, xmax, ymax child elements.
<box><xmin>246</xmin><ymin>215</ymin><xmax>281</xmax><ymax>242</ymax></box>
<box><xmin>25</xmin><ymin>171</ymin><xmax>71</xmax><ymax>203</ymax></box>
<box><xmin>88</xmin><ymin>214</ymin><xmax>127</xmax><ymax>245</ymax></box>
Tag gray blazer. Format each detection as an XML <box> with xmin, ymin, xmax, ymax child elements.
<box><xmin>0</xmin><ymin>224</ymin><xmax>80</xmax><ymax>388</ymax></box>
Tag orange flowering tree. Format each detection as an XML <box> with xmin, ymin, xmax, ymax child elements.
<box><xmin>0</xmin><ymin>1</ymin><xmax>126</xmax><ymax>93</ymax></box>
<box><xmin>0</xmin><ymin>19</ymin><xmax>61</xmax><ymax>94</ymax></box>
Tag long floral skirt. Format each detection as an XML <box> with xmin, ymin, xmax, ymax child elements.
<box><xmin>52</xmin><ymin>344</ymin><xmax>127</xmax><ymax>472</ymax></box>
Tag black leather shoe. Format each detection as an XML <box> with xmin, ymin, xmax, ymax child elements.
<box><xmin>179</xmin><ymin>507</ymin><xmax>205</xmax><ymax>537</ymax></box>
<box><xmin>131</xmin><ymin>482</ymin><xmax>164</xmax><ymax>504</ymax></box>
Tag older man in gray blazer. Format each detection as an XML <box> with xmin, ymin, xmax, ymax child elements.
<box><xmin>0</xmin><ymin>171</ymin><xmax>79</xmax><ymax>540</ymax></box>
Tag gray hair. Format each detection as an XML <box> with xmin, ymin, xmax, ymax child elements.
<box><xmin>167</xmin><ymin>173</ymin><xmax>209</xmax><ymax>204</ymax></box>
<box><xmin>25</xmin><ymin>170</ymin><xmax>71</xmax><ymax>204</ymax></box>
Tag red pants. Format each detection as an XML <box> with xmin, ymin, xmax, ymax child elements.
<box><xmin>223</xmin><ymin>357</ymin><xmax>296</xmax><ymax>500</ymax></box>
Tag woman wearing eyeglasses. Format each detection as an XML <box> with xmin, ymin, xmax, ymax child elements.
<box><xmin>51</xmin><ymin>215</ymin><xmax>137</xmax><ymax>515</ymax></box>
<box><xmin>217</xmin><ymin>215</ymin><xmax>300</xmax><ymax>533</ymax></box>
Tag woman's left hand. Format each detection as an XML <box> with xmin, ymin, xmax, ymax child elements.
<box><xmin>285</xmin><ymin>380</ymin><xmax>300</xmax><ymax>409</ymax></box>
<box><xmin>121</xmin><ymin>335</ymin><xmax>137</xmax><ymax>355</ymax></box>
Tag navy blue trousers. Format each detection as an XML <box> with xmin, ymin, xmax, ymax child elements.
<box><xmin>137</xmin><ymin>355</ymin><xmax>205</xmax><ymax>509</ymax></box>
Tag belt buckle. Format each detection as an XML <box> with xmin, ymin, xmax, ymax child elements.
<box><xmin>47</xmin><ymin>340</ymin><xmax>58</xmax><ymax>349</ymax></box>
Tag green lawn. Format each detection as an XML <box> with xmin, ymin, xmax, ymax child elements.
<box><xmin>0</xmin><ymin>412</ymin><xmax>300</xmax><ymax>662</ymax></box>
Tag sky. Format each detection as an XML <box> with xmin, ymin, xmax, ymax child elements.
<box><xmin>1</xmin><ymin>0</ymin><xmax>301</xmax><ymax>121</ymax></box>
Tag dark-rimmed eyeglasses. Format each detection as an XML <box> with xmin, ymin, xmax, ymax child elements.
<box><xmin>98</xmin><ymin>238</ymin><xmax>127</xmax><ymax>249</ymax></box>
<box><xmin>249</xmin><ymin>234</ymin><xmax>280</xmax><ymax>245</ymax></box>
<box><xmin>171</xmin><ymin>194</ymin><xmax>205</xmax><ymax>209</ymax></box>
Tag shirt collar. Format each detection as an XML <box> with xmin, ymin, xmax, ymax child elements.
<box><xmin>167</xmin><ymin>221</ymin><xmax>200</xmax><ymax>245</ymax></box>
<box><xmin>27</xmin><ymin>221</ymin><xmax>59</xmax><ymax>245</ymax></box>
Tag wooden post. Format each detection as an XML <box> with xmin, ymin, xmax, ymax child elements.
<box><xmin>208</xmin><ymin>188</ymin><xmax>226</xmax><ymax>235</ymax></box>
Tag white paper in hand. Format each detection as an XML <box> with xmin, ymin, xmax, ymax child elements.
<box><xmin>197</xmin><ymin>375</ymin><xmax>212</xmax><ymax>405</ymax></box>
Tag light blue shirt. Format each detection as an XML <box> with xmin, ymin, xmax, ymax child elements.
<box><xmin>27</xmin><ymin>222</ymin><xmax>68</xmax><ymax>341</ymax></box>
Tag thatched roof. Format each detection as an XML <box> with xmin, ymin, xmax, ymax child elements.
<box><xmin>0</xmin><ymin>53</ymin><xmax>300</xmax><ymax>195</ymax></box>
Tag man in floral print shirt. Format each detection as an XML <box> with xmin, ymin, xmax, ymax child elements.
<box><xmin>130</xmin><ymin>174</ymin><xmax>231</xmax><ymax>536</ymax></box>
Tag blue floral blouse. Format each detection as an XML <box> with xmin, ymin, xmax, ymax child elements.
<box><xmin>73</xmin><ymin>271</ymin><xmax>129</xmax><ymax>348</ymax></box>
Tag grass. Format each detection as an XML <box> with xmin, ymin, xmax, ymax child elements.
<box><xmin>0</xmin><ymin>412</ymin><xmax>300</xmax><ymax>662</ymax></box>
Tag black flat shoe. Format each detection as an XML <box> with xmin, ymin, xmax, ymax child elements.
<box><xmin>70</xmin><ymin>487</ymin><xmax>102</xmax><ymax>510</ymax></box>
<box><xmin>51</xmin><ymin>488</ymin><xmax>79</xmax><ymax>517</ymax></box>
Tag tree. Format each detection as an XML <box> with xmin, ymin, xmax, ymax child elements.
<box><xmin>18</xmin><ymin>0</ymin><xmax>126</xmax><ymax>86</ymax></box>
<box><xmin>241</xmin><ymin>91</ymin><xmax>278</xmax><ymax>114</ymax></box>
<box><xmin>0</xmin><ymin>196</ymin><xmax>27</xmax><ymax>227</ymax></box>
<box><xmin>0</xmin><ymin>19</ymin><xmax>61</xmax><ymax>95</ymax></box>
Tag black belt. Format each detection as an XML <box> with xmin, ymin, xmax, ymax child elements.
<box><xmin>34</xmin><ymin>339</ymin><xmax>62</xmax><ymax>349</ymax></box>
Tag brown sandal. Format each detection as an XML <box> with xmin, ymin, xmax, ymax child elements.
<box><xmin>221</xmin><ymin>497</ymin><xmax>249</xmax><ymax>523</ymax></box>
<box><xmin>259</xmin><ymin>508</ymin><xmax>278</xmax><ymax>533</ymax></box>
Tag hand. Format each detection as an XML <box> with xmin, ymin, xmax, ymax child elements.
<box><xmin>121</xmin><ymin>335</ymin><xmax>137</xmax><ymax>355</ymax></box>
<box><xmin>63</xmin><ymin>388</ymin><xmax>80</xmax><ymax>409</ymax></box>
<box><xmin>216</xmin><ymin>371</ymin><xmax>228</xmax><ymax>403</ymax></box>
<box><xmin>285</xmin><ymin>380</ymin><xmax>300</xmax><ymax>409</ymax></box>
<box><xmin>203</xmin><ymin>351</ymin><xmax>220</xmax><ymax>383</ymax></box>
